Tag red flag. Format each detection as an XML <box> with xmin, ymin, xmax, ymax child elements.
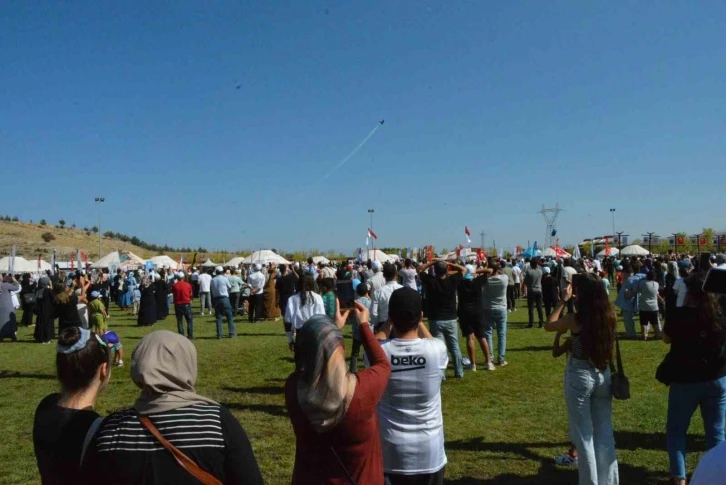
<box><xmin>426</xmin><ymin>245</ymin><xmax>433</xmax><ymax>263</ymax></box>
<box><xmin>81</xmin><ymin>251</ymin><xmax>88</xmax><ymax>263</ymax></box>
<box><xmin>604</xmin><ymin>237</ymin><xmax>610</xmax><ymax>256</ymax></box>
<box><xmin>367</xmin><ymin>228</ymin><xmax>378</xmax><ymax>240</ymax></box>
<box><xmin>465</xmin><ymin>226</ymin><xmax>471</xmax><ymax>236</ymax></box>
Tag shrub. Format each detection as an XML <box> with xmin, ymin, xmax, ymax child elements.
<box><xmin>41</xmin><ymin>232</ymin><xmax>55</xmax><ymax>243</ymax></box>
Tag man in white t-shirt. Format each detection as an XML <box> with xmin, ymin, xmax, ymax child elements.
<box><xmin>247</xmin><ymin>264</ymin><xmax>266</xmax><ymax>323</ymax></box>
<box><xmin>373</xmin><ymin>287</ymin><xmax>448</xmax><ymax>484</ymax></box>
<box><xmin>197</xmin><ymin>270</ymin><xmax>212</xmax><ymax>316</ymax></box>
<box><xmin>672</xmin><ymin>267</ymin><xmax>689</xmax><ymax>308</ymax></box>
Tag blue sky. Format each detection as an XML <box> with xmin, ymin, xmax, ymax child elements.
<box><xmin>3</xmin><ymin>1</ymin><xmax>725</xmax><ymax>254</ymax></box>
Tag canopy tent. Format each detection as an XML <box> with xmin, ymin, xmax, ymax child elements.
<box><xmin>596</xmin><ymin>247</ymin><xmax>620</xmax><ymax>258</ymax></box>
<box><xmin>620</xmin><ymin>244</ymin><xmax>650</xmax><ymax>256</ymax></box>
<box><xmin>520</xmin><ymin>247</ymin><xmax>543</xmax><ymax>259</ymax></box>
<box><xmin>311</xmin><ymin>256</ymin><xmax>330</xmax><ymax>265</ymax></box>
<box><xmin>91</xmin><ymin>250</ymin><xmax>146</xmax><ymax>269</ymax></box>
<box><xmin>0</xmin><ymin>256</ymin><xmax>36</xmax><ymax>273</ymax></box>
<box><xmin>242</xmin><ymin>250</ymin><xmax>291</xmax><ymax>265</ymax></box>
<box><xmin>147</xmin><ymin>255</ymin><xmax>179</xmax><ymax>270</ymax></box>
<box><xmin>572</xmin><ymin>245</ymin><xmax>582</xmax><ymax>259</ymax></box>
<box><xmin>542</xmin><ymin>247</ymin><xmax>557</xmax><ymax>258</ymax></box>
<box><xmin>224</xmin><ymin>256</ymin><xmax>247</xmax><ymax>267</ymax></box>
<box><xmin>37</xmin><ymin>259</ymin><xmax>53</xmax><ymax>271</ymax></box>
<box><xmin>357</xmin><ymin>249</ymin><xmax>392</xmax><ymax>263</ymax></box>
<box><xmin>201</xmin><ymin>259</ymin><xmax>218</xmax><ymax>268</ymax></box>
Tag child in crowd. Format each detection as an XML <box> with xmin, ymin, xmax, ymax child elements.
<box><xmin>553</xmin><ymin>329</ymin><xmax>578</xmax><ymax>467</ymax></box>
<box><xmin>320</xmin><ymin>278</ymin><xmax>337</xmax><ymax>319</ymax></box>
<box><xmin>616</xmin><ymin>265</ymin><xmax>624</xmax><ymax>293</ymax></box>
<box><xmin>101</xmin><ymin>330</ymin><xmax>124</xmax><ymax>367</ymax></box>
<box><xmin>600</xmin><ymin>271</ymin><xmax>610</xmax><ymax>294</ymax></box>
<box><xmin>349</xmin><ymin>282</ymin><xmax>372</xmax><ymax>372</ymax></box>
<box><xmin>132</xmin><ymin>285</ymin><xmax>141</xmax><ymax>315</ymax></box>
<box><xmin>87</xmin><ymin>291</ymin><xmax>109</xmax><ymax>334</ymax></box>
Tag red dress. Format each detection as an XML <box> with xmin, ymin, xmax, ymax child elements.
<box><xmin>285</xmin><ymin>323</ymin><xmax>391</xmax><ymax>484</ymax></box>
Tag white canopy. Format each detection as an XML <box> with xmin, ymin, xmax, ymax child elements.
<box><xmin>201</xmin><ymin>259</ymin><xmax>218</xmax><ymax>268</ymax></box>
<box><xmin>0</xmin><ymin>256</ymin><xmax>37</xmax><ymax>273</ymax></box>
<box><xmin>542</xmin><ymin>247</ymin><xmax>557</xmax><ymax>257</ymax></box>
<box><xmin>242</xmin><ymin>250</ymin><xmax>291</xmax><ymax>265</ymax></box>
<box><xmin>92</xmin><ymin>250</ymin><xmax>146</xmax><ymax>269</ymax></box>
<box><xmin>596</xmin><ymin>247</ymin><xmax>620</xmax><ymax>258</ymax></box>
<box><xmin>311</xmin><ymin>256</ymin><xmax>330</xmax><ymax>265</ymax></box>
<box><xmin>224</xmin><ymin>257</ymin><xmax>247</xmax><ymax>267</ymax></box>
<box><xmin>620</xmin><ymin>244</ymin><xmax>650</xmax><ymax>256</ymax></box>
<box><xmin>147</xmin><ymin>255</ymin><xmax>179</xmax><ymax>270</ymax></box>
<box><xmin>358</xmin><ymin>249</ymin><xmax>392</xmax><ymax>263</ymax></box>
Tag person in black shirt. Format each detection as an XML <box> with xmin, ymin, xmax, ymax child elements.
<box><xmin>83</xmin><ymin>330</ymin><xmax>264</xmax><ymax>485</ymax></box>
<box><xmin>33</xmin><ymin>326</ymin><xmax>112</xmax><ymax>485</ymax></box>
<box><xmin>541</xmin><ymin>267</ymin><xmax>559</xmax><ymax>319</ymax></box>
<box><xmin>418</xmin><ymin>258</ymin><xmax>466</xmax><ymax>378</ymax></box>
<box><xmin>54</xmin><ymin>282</ymin><xmax>84</xmax><ymax>331</ymax></box>
<box><xmin>457</xmin><ymin>262</ymin><xmax>492</xmax><ymax>372</ymax></box>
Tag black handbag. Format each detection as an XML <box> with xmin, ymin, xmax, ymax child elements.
<box><xmin>610</xmin><ymin>334</ymin><xmax>630</xmax><ymax>400</ymax></box>
<box><xmin>656</xmin><ymin>352</ymin><xmax>676</xmax><ymax>386</ymax></box>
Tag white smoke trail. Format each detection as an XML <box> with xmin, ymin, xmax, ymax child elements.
<box><xmin>322</xmin><ymin>123</ymin><xmax>382</xmax><ymax>180</ymax></box>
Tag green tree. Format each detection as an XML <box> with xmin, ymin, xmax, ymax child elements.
<box><xmin>582</xmin><ymin>242</ymin><xmax>593</xmax><ymax>256</ymax></box>
<box><xmin>40</xmin><ymin>219</ymin><xmax>47</xmax><ymax>226</ymax></box>
<box><xmin>41</xmin><ymin>232</ymin><xmax>55</xmax><ymax>243</ymax></box>
<box><xmin>702</xmin><ymin>227</ymin><xmax>716</xmax><ymax>251</ymax></box>
<box><xmin>58</xmin><ymin>220</ymin><xmax>66</xmax><ymax>228</ymax></box>
<box><xmin>655</xmin><ymin>240</ymin><xmax>671</xmax><ymax>255</ymax></box>
<box><xmin>11</xmin><ymin>216</ymin><xmax>18</xmax><ymax>222</ymax></box>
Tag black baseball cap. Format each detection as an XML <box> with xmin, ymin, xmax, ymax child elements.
<box><xmin>388</xmin><ymin>287</ymin><xmax>422</xmax><ymax>319</ymax></box>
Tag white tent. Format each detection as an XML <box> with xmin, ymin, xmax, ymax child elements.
<box><xmin>92</xmin><ymin>250</ymin><xmax>146</xmax><ymax>269</ymax></box>
<box><xmin>201</xmin><ymin>259</ymin><xmax>218</xmax><ymax>268</ymax></box>
<box><xmin>147</xmin><ymin>255</ymin><xmax>179</xmax><ymax>270</ymax></box>
<box><xmin>0</xmin><ymin>256</ymin><xmax>37</xmax><ymax>273</ymax></box>
<box><xmin>542</xmin><ymin>247</ymin><xmax>557</xmax><ymax>258</ymax></box>
<box><xmin>242</xmin><ymin>250</ymin><xmax>291</xmax><ymax>265</ymax></box>
<box><xmin>224</xmin><ymin>256</ymin><xmax>247</xmax><ymax>267</ymax></box>
<box><xmin>311</xmin><ymin>256</ymin><xmax>330</xmax><ymax>265</ymax></box>
<box><xmin>358</xmin><ymin>249</ymin><xmax>392</xmax><ymax>263</ymax></box>
<box><xmin>620</xmin><ymin>245</ymin><xmax>650</xmax><ymax>257</ymax></box>
<box><xmin>596</xmin><ymin>247</ymin><xmax>620</xmax><ymax>258</ymax></box>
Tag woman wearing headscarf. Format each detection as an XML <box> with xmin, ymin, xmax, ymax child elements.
<box><xmin>83</xmin><ymin>330</ymin><xmax>264</xmax><ymax>484</ymax></box>
<box><xmin>285</xmin><ymin>302</ymin><xmax>391</xmax><ymax>484</ymax></box>
<box><xmin>20</xmin><ymin>273</ymin><xmax>37</xmax><ymax>326</ymax></box>
<box><xmin>154</xmin><ymin>271</ymin><xmax>169</xmax><ymax>320</ymax></box>
<box><xmin>118</xmin><ymin>271</ymin><xmax>133</xmax><ymax>311</ymax></box>
<box><xmin>136</xmin><ymin>275</ymin><xmax>157</xmax><ymax>327</ymax></box>
<box><xmin>33</xmin><ymin>276</ymin><xmax>55</xmax><ymax>343</ymax></box>
<box><xmin>33</xmin><ymin>327</ymin><xmax>111</xmax><ymax>484</ymax></box>
<box><xmin>263</xmin><ymin>263</ymin><xmax>280</xmax><ymax>320</ymax></box>
<box><xmin>0</xmin><ymin>274</ymin><xmax>20</xmax><ymax>342</ymax></box>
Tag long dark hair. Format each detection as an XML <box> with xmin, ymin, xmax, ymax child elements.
<box><xmin>300</xmin><ymin>274</ymin><xmax>317</xmax><ymax>306</ymax></box>
<box><xmin>684</xmin><ymin>272</ymin><xmax>722</xmax><ymax>330</ymax></box>
<box><xmin>575</xmin><ymin>273</ymin><xmax>615</xmax><ymax>371</ymax></box>
<box><xmin>56</xmin><ymin>327</ymin><xmax>109</xmax><ymax>392</ymax></box>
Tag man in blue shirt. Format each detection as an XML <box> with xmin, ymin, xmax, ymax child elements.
<box><xmin>615</xmin><ymin>272</ymin><xmax>645</xmax><ymax>339</ymax></box>
<box><xmin>211</xmin><ymin>266</ymin><xmax>235</xmax><ymax>339</ymax></box>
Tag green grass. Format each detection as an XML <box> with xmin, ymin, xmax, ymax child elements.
<box><xmin>0</xmin><ymin>298</ymin><xmax>709</xmax><ymax>484</ymax></box>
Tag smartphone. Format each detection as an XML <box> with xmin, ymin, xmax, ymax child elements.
<box><xmin>702</xmin><ymin>268</ymin><xmax>726</xmax><ymax>295</ymax></box>
<box><xmin>571</xmin><ymin>273</ymin><xmax>583</xmax><ymax>296</ymax></box>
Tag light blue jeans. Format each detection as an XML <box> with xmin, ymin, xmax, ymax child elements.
<box><xmin>430</xmin><ymin>319</ymin><xmax>463</xmax><ymax>378</ymax></box>
<box><xmin>622</xmin><ymin>310</ymin><xmax>636</xmax><ymax>338</ymax></box>
<box><xmin>565</xmin><ymin>358</ymin><xmax>619</xmax><ymax>485</ymax></box>
<box><xmin>667</xmin><ymin>375</ymin><xmax>726</xmax><ymax>479</ymax></box>
<box><xmin>483</xmin><ymin>308</ymin><xmax>508</xmax><ymax>363</ymax></box>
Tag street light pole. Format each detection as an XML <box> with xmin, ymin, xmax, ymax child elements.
<box><xmin>643</xmin><ymin>232</ymin><xmax>656</xmax><ymax>256</ymax></box>
<box><xmin>609</xmin><ymin>208</ymin><xmax>616</xmax><ymax>237</ymax></box>
<box><xmin>616</xmin><ymin>231</ymin><xmax>625</xmax><ymax>251</ymax></box>
<box><xmin>480</xmin><ymin>231</ymin><xmax>486</xmax><ymax>251</ymax></box>
<box><xmin>94</xmin><ymin>197</ymin><xmax>105</xmax><ymax>260</ymax></box>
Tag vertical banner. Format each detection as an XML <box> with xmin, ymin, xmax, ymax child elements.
<box><xmin>76</xmin><ymin>249</ymin><xmax>82</xmax><ymax>272</ymax></box>
<box><xmin>9</xmin><ymin>245</ymin><xmax>16</xmax><ymax>275</ymax></box>
<box><xmin>426</xmin><ymin>245</ymin><xmax>433</xmax><ymax>263</ymax></box>
<box><xmin>38</xmin><ymin>255</ymin><xmax>41</xmax><ymax>271</ymax></box>
<box><xmin>51</xmin><ymin>249</ymin><xmax>56</xmax><ymax>276</ymax></box>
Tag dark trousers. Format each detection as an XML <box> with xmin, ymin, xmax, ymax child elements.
<box><xmin>513</xmin><ymin>283</ymin><xmax>520</xmax><ymax>299</ymax></box>
<box><xmin>21</xmin><ymin>305</ymin><xmax>35</xmax><ymax>326</ymax></box>
<box><xmin>506</xmin><ymin>286</ymin><xmax>516</xmax><ymax>310</ymax></box>
<box><xmin>385</xmin><ymin>466</ymin><xmax>445</xmax><ymax>485</ymax></box>
<box><xmin>175</xmin><ymin>303</ymin><xmax>194</xmax><ymax>338</ymax></box>
<box><xmin>249</xmin><ymin>294</ymin><xmax>264</xmax><ymax>322</ymax></box>
<box><xmin>229</xmin><ymin>292</ymin><xmax>240</xmax><ymax>313</ymax></box>
<box><xmin>567</xmin><ymin>298</ymin><xmax>575</xmax><ymax>315</ymax></box>
<box><xmin>544</xmin><ymin>299</ymin><xmax>555</xmax><ymax>319</ymax></box>
<box><xmin>213</xmin><ymin>296</ymin><xmax>235</xmax><ymax>338</ymax></box>
<box><xmin>527</xmin><ymin>291</ymin><xmax>544</xmax><ymax>326</ymax></box>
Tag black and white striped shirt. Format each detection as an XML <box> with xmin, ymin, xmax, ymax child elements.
<box><xmin>83</xmin><ymin>404</ymin><xmax>263</xmax><ymax>485</ymax></box>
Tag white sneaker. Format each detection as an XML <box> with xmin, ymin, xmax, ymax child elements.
<box><xmin>498</xmin><ymin>360</ymin><xmax>508</xmax><ymax>367</ymax></box>
<box><xmin>487</xmin><ymin>363</ymin><xmax>496</xmax><ymax>371</ymax></box>
<box><xmin>116</xmin><ymin>360</ymin><xmax>124</xmax><ymax>367</ymax></box>
<box><xmin>462</xmin><ymin>357</ymin><xmax>471</xmax><ymax>366</ymax></box>
<box><xmin>465</xmin><ymin>363</ymin><xmax>476</xmax><ymax>371</ymax></box>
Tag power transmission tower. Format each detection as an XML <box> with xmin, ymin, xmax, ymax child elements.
<box><xmin>539</xmin><ymin>203</ymin><xmax>564</xmax><ymax>249</ymax></box>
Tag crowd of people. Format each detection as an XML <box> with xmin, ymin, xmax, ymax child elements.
<box><xmin>4</xmin><ymin>249</ymin><xmax>724</xmax><ymax>484</ymax></box>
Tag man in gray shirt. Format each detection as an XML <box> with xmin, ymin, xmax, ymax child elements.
<box><xmin>211</xmin><ymin>267</ymin><xmax>235</xmax><ymax>339</ymax></box>
<box><xmin>524</xmin><ymin>258</ymin><xmax>544</xmax><ymax>328</ymax></box>
<box><xmin>398</xmin><ymin>258</ymin><xmax>418</xmax><ymax>290</ymax></box>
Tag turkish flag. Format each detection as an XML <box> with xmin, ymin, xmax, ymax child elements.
<box><xmin>677</xmin><ymin>236</ymin><xmax>685</xmax><ymax>245</ymax></box>
<box><xmin>699</xmin><ymin>237</ymin><xmax>707</xmax><ymax>246</ymax></box>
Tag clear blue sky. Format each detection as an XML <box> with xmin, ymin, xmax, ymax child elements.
<box><xmin>3</xmin><ymin>1</ymin><xmax>725</xmax><ymax>254</ymax></box>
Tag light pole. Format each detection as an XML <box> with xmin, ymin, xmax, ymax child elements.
<box><xmin>609</xmin><ymin>208</ymin><xmax>616</xmax><ymax>237</ymax></box>
<box><xmin>94</xmin><ymin>197</ymin><xmax>105</xmax><ymax>260</ymax></box>
<box><xmin>616</xmin><ymin>231</ymin><xmax>625</xmax><ymax>251</ymax></box>
<box><xmin>480</xmin><ymin>231</ymin><xmax>486</xmax><ymax>251</ymax></box>
<box><xmin>643</xmin><ymin>232</ymin><xmax>656</xmax><ymax>256</ymax></box>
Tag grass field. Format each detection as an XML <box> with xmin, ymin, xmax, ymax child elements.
<box><xmin>0</xmin><ymin>297</ymin><xmax>710</xmax><ymax>484</ymax></box>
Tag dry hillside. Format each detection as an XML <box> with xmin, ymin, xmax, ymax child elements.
<box><xmin>0</xmin><ymin>220</ymin><xmax>157</xmax><ymax>261</ymax></box>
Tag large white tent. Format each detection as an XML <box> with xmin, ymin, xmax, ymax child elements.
<box><xmin>357</xmin><ymin>249</ymin><xmax>392</xmax><ymax>263</ymax></box>
<box><xmin>311</xmin><ymin>256</ymin><xmax>330</xmax><ymax>265</ymax></box>
<box><xmin>0</xmin><ymin>256</ymin><xmax>36</xmax><ymax>273</ymax></box>
<box><xmin>224</xmin><ymin>256</ymin><xmax>247</xmax><ymax>267</ymax></box>
<box><xmin>147</xmin><ymin>255</ymin><xmax>179</xmax><ymax>270</ymax></box>
<box><xmin>201</xmin><ymin>259</ymin><xmax>218</xmax><ymax>268</ymax></box>
<box><xmin>620</xmin><ymin>245</ymin><xmax>650</xmax><ymax>256</ymax></box>
<box><xmin>596</xmin><ymin>247</ymin><xmax>620</xmax><ymax>258</ymax></box>
<box><xmin>242</xmin><ymin>250</ymin><xmax>291</xmax><ymax>265</ymax></box>
<box><xmin>92</xmin><ymin>250</ymin><xmax>146</xmax><ymax>269</ymax></box>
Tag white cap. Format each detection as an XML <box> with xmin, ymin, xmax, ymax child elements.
<box><xmin>372</xmin><ymin>260</ymin><xmax>382</xmax><ymax>270</ymax></box>
<box><xmin>176</xmin><ymin>271</ymin><xmax>185</xmax><ymax>278</ymax></box>
<box><xmin>254</xmin><ymin>263</ymin><xmax>262</xmax><ymax>270</ymax></box>
<box><xmin>215</xmin><ymin>266</ymin><xmax>223</xmax><ymax>273</ymax></box>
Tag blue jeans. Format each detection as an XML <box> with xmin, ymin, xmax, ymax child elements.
<box><xmin>174</xmin><ymin>304</ymin><xmax>194</xmax><ymax>338</ymax></box>
<box><xmin>212</xmin><ymin>296</ymin><xmax>235</xmax><ymax>338</ymax></box>
<box><xmin>622</xmin><ymin>310</ymin><xmax>636</xmax><ymax>338</ymax></box>
<box><xmin>483</xmin><ymin>308</ymin><xmax>508</xmax><ymax>363</ymax></box>
<box><xmin>430</xmin><ymin>319</ymin><xmax>463</xmax><ymax>378</ymax></box>
<box><xmin>667</xmin><ymin>375</ymin><xmax>726</xmax><ymax>479</ymax></box>
<box><xmin>565</xmin><ymin>358</ymin><xmax>619</xmax><ymax>485</ymax></box>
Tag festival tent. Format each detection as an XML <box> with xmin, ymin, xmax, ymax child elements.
<box><xmin>542</xmin><ymin>247</ymin><xmax>557</xmax><ymax>258</ymax></box>
<box><xmin>91</xmin><ymin>250</ymin><xmax>146</xmax><ymax>269</ymax></box>
<box><xmin>519</xmin><ymin>247</ymin><xmax>543</xmax><ymax>259</ymax></box>
<box><xmin>0</xmin><ymin>256</ymin><xmax>37</xmax><ymax>273</ymax></box>
<box><xmin>358</xmin><ymin>249</ymin><xmax>392</xmax><ymax>263</ymax></box>
<box><xmin>242</xmin><ymin>250</ymin><xmax>291</xmax><ymax>265</ymax></box>
<box><xmin>201</xmin><ymin>259</ymin><xmax>218</xmax><ymax>268</ymax></box>
<box><xmin>596</xmin><ymin>247</ymin><xmax>620</xmax><ymax>258</ymax></box>
<box><xmin>311</xmin><ymin>256</ymin><xmax>330</xmax><ymax>265</ymax></box>
<box><xmin>224</xmin><ymin>257</ymin><xmax>247</xmax><ymax>267</ymax></box>
<box><xmin>147</xmin><ymin>255</ymin><xmax>179</xmax><ymax>270</ymax></box>
<box><xmin>620</xmin><ymin>245</ymin><xmax>650</xmax><ymax>256</ymax></box>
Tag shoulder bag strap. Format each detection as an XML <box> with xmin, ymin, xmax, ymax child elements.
<box><xmin>80</xmin><ymin>416</ymin><xmax>104</xmax><ymax>466</ymax></box>
<box><xmin>615</xmin><ymin>333</ymin><xmax>625</xmax><ymax>375</ymax></box>
<box><xmin>330</xmin><ymin>446</ymin><xmax>358</xmax><ymax>485</ymax></box>
<box><xmin>139</xmin><ymin>416</ymin><xmax>222</xmax><ymax>485</ymax></box>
